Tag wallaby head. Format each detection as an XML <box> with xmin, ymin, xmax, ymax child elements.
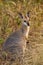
<box><xmin>18</xmin><ymin>12</ymin><xmax>30</xmax><ymax>39</ymax></box>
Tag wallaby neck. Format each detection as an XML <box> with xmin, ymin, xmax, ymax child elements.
<box><xmin>21</xmin><ymin>24</ymin><xmax>27</xmax><ymax>32</ymax></box>
<box><xmin>20</xmin><ymin>24</ymin><xmax>30</xmax><ymax>39</ymax></box>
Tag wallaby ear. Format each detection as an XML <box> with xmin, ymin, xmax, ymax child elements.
<box><xmin>27</xmin><ymin>11</ymin><xmax>29</xmax><ymax>17</ymax></box>
<box><xmin>18</xmin><ymin>12</ymin><xmax>23</xmax><ymax>19</ymax></box>
<box><xmin>26</xmin><ymin>11</ymin><xmax>30</xmax><ymax>20</ymax></box>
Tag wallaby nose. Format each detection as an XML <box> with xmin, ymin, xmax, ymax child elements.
<box><xmin>27</xmin><ymin>22</ymin><xmax>30</xmax><ymax>26</ymax></box>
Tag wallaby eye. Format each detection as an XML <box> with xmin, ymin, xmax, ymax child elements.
<box><xmin>24</xmin><ymin>20</ymin><xmax>26</xmax><ymax>22</ymax></box>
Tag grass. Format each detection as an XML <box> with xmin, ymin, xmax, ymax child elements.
<box><xmin>0</xmin><ymin>0</ymin><xmax>43</xmax><ymax>65</ymax></box>
<box><xmin>0</xmin><ymin>38</ymin><xmax>4</xmax><ymax>44</ymax></box>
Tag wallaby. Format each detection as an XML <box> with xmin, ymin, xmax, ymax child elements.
<box><xmin>2</xmin><ymin>12</ymin><xmax>30</xmax><ymax>64</ymax></box>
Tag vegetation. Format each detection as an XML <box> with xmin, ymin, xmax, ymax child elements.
<box><xmin>0</xmin><ymin>0</ymin><xmax>43</xmax><ymax>65</ymax></box>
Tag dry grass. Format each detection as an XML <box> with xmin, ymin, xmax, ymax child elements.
<box><xmin>0</xmin><ymin>0</ymin><xmax>43</xmax><ymax>65</ymax></box>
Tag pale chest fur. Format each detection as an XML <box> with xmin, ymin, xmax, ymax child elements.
<box><xmin>25</xmin><ymin>26</ymin><xmax>30</xmax><ymax>39</ymax></box>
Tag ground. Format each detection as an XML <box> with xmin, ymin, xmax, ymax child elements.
<box><xmin>0</xmin><ymin>0</ymin><xmax>43</xmax><ymax>65</ymax></box>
